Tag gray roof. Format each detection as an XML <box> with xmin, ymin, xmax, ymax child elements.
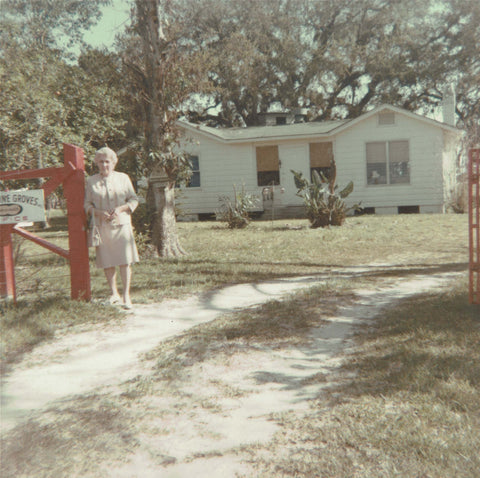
<box><xmin>177</xmin><ymin>104</ymin><xmax>461</xmax><ymax>144</ymax></box>
<box><xmin>177</xmin><ymin>118</ymin><xmax>349</xmax><ymax>143</ymax></box>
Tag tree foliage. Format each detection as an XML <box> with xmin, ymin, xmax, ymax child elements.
<box><xmin>0</xmin><ymin>0</ymin><xmax>128</xmax><ymax>181</ymax></box>
<box><xmin>179</xmin><ymin>0</ymin><xmax>479</xmax><ymax>134</ymax></box>
<box><xmin>1</xmin><ymin>0</ymin><xmax>478</xmax><ymax>195</ymax></box>
<box><xmin>122</xmin><ymin>0</ymin><xmax>211</xmax><ymax>175</ymax></box>
<box><xmin>121</xmin><ymin>0</ymin><xmax>212</xmax><ymax>257</ymax></box>
<box><xmin>1</xmin><ymin>0</ymin><xmax>110</xmax><ymax>51</ymax></box>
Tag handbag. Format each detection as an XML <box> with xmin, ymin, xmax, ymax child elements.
<box><xmin>87</xmin><ymin>211</ymin><xmax>102</xmax><ymax>248</ymax></box>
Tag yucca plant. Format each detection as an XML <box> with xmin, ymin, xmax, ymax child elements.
<box><xmin>291</xmin><ymin>160</ymin><xmax>357</xmax><ymax>228</ymax></box>
<box><xmin>216</xmin><ymin>184</ymin><xmax>259</xmax><ymax>229</ymax></box>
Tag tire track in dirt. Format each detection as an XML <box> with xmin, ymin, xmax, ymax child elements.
<box><xmin>1</xmin><ymin>267</ymin><xmax>463</xmax><ymax>477</ymax></box>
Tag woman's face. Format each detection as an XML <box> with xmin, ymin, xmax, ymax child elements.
<box><xmin>96</xmin><ymin>155</ymin><xmax>115</xmax><ymax>177</ymax></box>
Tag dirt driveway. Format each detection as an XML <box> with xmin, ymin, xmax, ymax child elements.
<box><xmin>0</xmin><ymin>266</ymin><xmax>464</xmax><ymax>477</ymax></box>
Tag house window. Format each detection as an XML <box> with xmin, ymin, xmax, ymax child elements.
<box><xmin>187</xmin><ymin>155</ymin><xmax>200</xmax><ymax>187</ymax></box>
<box><xmin>366</xmin><ymin>141</ymin><xmax>410</xmax><ymax>185</ymax></box>
<box><xmin>256</xmin><ymin>145</ymin><xmax>280</xmax><ymax>186</ymax></box>
<box><xmin>276</xmin><ymin>116</ymin><xmax>287</xmax><ymax>125</ymax></box>
<box><xmin>310</xmin><ymin>142</ymin><xmax>333</xmax><ymax>181</ymax></box>
<box><xmin>378</xmin><ymin>112</ymin><xmax>395</xmax><ymax>125</ymax></box>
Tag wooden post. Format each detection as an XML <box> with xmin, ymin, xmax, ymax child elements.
<box><xmin>0</xmin><ymin>225</ymin><xmax>16</xmax><ymax>302</ymax></box>
<box><xmin>468</xmin><ymin>148</ymin><xmax>480</xmax><ymax>304</ymax></box>
<box><xmin>63</xmin><ymin>144</ymin><xmax>91</xmax><ymax>300</ymax></box>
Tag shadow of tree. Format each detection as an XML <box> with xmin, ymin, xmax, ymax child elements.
<box><xmin>323</xmin><ymin>287</ymin><xmax>480</xmax><ymax>410</ymax></box>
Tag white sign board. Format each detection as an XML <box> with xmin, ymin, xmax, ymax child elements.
<box><xmin>0</xmin><ymin>189</ymin><xmax>46</xmax><ymax>224</ymax></box>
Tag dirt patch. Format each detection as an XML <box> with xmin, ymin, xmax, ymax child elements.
<box><xmin>0</xmin><ymin>270</ymin><xmax>464</xmax><ymax>477</ymax></box>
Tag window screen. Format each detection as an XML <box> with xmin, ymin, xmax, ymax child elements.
<box><xmin>256</xmin><ymin>146</ymin><xmax>280</xmax><ymax>186</ymax></box>
<box><xmin>366</xmin><ymin>142</ymin><xmax>387</xmax><ymax>184</ymax></box>
<box><xmin>187</xmin><ymin>155</ymin><xmax>200</xmax><ymax>187</ymax></box>
<box><xmin>389</xmin><ymin>141</ymin><xmax>409</xmax><ymax>184</ymax></box>
<box><xmin>366</xmin><ymin>141</ymin><xmax>410</xmax><ymax>185</ymax></box>
<box><xmin>310</xmin><ymin>142</ymin><xmax>333</xmax><ymax>181</ymax></box>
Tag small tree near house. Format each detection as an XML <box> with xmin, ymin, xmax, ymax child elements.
<box><xmin>291</xmin><ymin>159</ymin><xmax>358</xmax><ymax>228</ymax></box>
<box><xmin>126</xmin><ymin>0</ymin><xmax>209</xmax><ymax>257</ymax></box>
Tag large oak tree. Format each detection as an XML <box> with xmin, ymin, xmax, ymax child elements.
<box><xmin>180</xmin><ymin>0</ymin><xmax>478</xmax><ymax>139</ymax></box>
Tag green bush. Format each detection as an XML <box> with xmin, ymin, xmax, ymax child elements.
<box><xmin>292</xmin><ymin>163</ymin><xmax>358</xmax><ymax>228</ymax></box>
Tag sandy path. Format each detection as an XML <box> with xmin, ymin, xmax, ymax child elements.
<box><xmin>116</xmin><ymin>271</ymin><xmax>460</xmax><ymax>477</ymax></box>
<box><xmin>0</xmin><ymin>269</ymin><xmax>463</xmax><ymax>477</ymax></box>
<box><xmin>1</xmin><ymin>273</ymin><xmax>340</xmax><ymax>432</ymax></box>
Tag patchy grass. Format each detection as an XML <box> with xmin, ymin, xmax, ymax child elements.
<box><xmin>0</xmin><ymin>394</ymin><xmax>139</xmax><ymax>478</ymax></box>
<box><xmin>247</xmin><ymin>276</ymin><xmax>480</xmax><ymax>478</ymax></box>
<box><xmin>0</xmin><ymin>297</ymin><xmax>122</xmax><ymax>370</ymax></box>
<box><xmin>2</xmin><ymin>273</ymin><xmax>477</xmax><ymax>477</ymax></box>
<box><xmin>1</xmin><ymin>214</ymin><xmax>468</xmax><ymax>373</ymax></box>
<box><xmin>0</xmin><ymin>213</ymin><xmax>474</xmax><ymax>476</ymax></box>
<box><xmin>134</xmin><ymin>214</ymin><xmax>468</xmax><ymax>302</ymax></box>
<box><xmin>0</xmin><ymin>282</ymin><xmax>351</xmax><ymax>477</ymax></box>
<box><xmin>144</xmin><ymin>282</ymin><xmax>352</xmax><ymax>384</ymax></box>
<box><xmin>7</xmin><ymin>214</ymin><xmax>468</xmax><ymax>305</ymax></box>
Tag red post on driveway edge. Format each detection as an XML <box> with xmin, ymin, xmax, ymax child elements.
<box><xmin>468</xmin><ymin>148</ymin><xmax>480</xmax><ymax>305</ymax></box>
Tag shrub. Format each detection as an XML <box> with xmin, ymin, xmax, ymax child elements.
<box><xmin>292</xmin><ymin>161</ymin><xmax>358</xmax><ymax>228</ymax></box>
<box><xmin>216</xmin><ymin>184</ymin><xmax>259</xmax><ymax>229</ymax></box>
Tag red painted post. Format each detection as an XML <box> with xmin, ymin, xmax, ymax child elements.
<box><xmin>63</xmin><ymin>143</ymin><xmax>91</xmax><ymax>301</ymax></box>
<box><xmin>468</xmin><ymin>148</ymin><xmax>480</xmax><ymax>304</ymax></box>
<box><xmin>0</xmin><ymin>225</ymin><xmax>16</xmax><ymax>302</ymax></box>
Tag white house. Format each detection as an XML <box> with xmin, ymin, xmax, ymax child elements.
<box><xmin>176</xmin><ymin>104</ymin><xmax>462</xmax><ymax>219</ymax></box>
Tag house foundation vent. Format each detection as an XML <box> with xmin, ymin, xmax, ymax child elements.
<box><xmin>355</xmin><ymin>207</ymin><xmax>375</xmax><ymax>216</ymax></box>
<box><xmin>398</xmin><ymin>205</ymin><xmax>420</xmax><ymax>214</ymax></box>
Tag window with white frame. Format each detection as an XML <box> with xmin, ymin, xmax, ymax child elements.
<box><xmin>366</xmin><ymin>140</ymin><xmax>410</xmax><ymax>185</ymax></box>
<box><xmin>187</xmin><ymin>155</ymin><xmax>200</xmax><ymax>187</ymax></box>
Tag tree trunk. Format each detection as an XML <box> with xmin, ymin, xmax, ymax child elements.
<box><xmin>135</xmin><ymin>0</ymin><xmax>187</xmax><ymax>258</ymax></box>
<box><xmin>149</xmin><ymin>181</ymin><xmax>186</xmax><ymax>257</ymax></box>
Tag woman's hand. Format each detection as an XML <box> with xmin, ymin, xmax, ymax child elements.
<box><xmin>102</xmin><ymin>209</ymin><xmax>114</xmax><ymax>222</ymax></box>
<box><xmin>106</xmin><ymin>205</ymin><xmax>129</xmax><ymax>221</ymax></box>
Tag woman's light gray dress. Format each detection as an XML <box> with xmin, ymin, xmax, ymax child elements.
<box><xmin>84</xmin><ymin>171</ymin><xmax>139</xmax><ymax>269</ymax></box>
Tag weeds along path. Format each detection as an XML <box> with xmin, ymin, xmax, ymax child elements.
<box><xmin>0</xmin><ymin>272</ymin><xmax>345</xmax><ymax>432</ymax></box>
<box><xmin>0</xmin><ymin>267</ymin><xmax>463</xmax><ymax>446</ymax></box>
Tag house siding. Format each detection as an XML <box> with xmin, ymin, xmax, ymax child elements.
<box><xmin>335</xmin><ymin>112</ymin><xmax>447</xmax><ymax>213</ymax></box>
<box><xmin>178</xmin><ymin>132</ymin><xmax>261</xmax><ymax>216</ymax></box>
<box><xmin>177</xmin><ymin>108</ymin><xmax>459</xmax><ymax>218</ymax></box>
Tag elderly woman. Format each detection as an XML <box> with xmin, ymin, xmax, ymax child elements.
<box><xmin>84</xmin><ymin>147</ymin><xmax>139</xmax><ymax>309</ymax></box>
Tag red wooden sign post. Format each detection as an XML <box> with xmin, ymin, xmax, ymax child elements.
<box><xmin>0</xmin><ymin>144</ymin><xmax>91</xmax><ymax>302</ymax></box>
<box><xmin>468</xmin><ymin>147</ymin><xmax>480</xmax><ymax>305</ymax></box>
<box><xmin>0</xmin><ymin>224</ymin><xmax>15</xmax><ymax>299</ymax></box>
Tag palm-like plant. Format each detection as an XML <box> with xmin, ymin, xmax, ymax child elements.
<box><xmin>291</xmin><ymin>160</ymin><xmax>357</xmax><ymax>228</ymax></box>
<box><xmin>217</xmin><ymin>184</ymin><xmax>258</xmax><ymax>229</ymax></box>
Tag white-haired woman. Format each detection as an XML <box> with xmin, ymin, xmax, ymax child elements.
<box><xmin>84</xmin><ymin>147</ymin><xmax>139</xmax><ymax>309</ymax></box>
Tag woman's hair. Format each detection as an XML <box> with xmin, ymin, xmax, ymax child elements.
<box><xmin>94</xmin><ymin>147</ymin><xmax>118</xmax><ymax>167</ymax></box>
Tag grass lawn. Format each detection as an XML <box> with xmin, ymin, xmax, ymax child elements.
<box><xmin>1</xmin><ymin>214</ymin><xmax>469</xmax><ymax>366</ymax></box>
<box><xmin>248</xmin><ymin>276</ymin><xmax>480</xmax><ymax>477</ymax></box>
<box><xmin>1</xmin><ymin>213</ymin><xmax>478</xmax><ymax>477</ymax></box>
